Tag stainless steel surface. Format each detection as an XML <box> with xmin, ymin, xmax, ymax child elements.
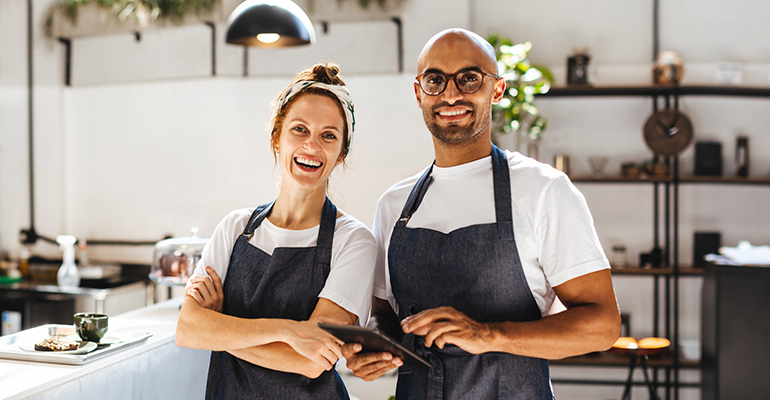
<box><xmin>0</xmin><ymin>324</ymin><xmax>151</xmax><ymax>365</ymax></box>
<box><xmin>1</xmin><ymin>281</ymin><xmax>149</xmax><ymax>332</ymax></box>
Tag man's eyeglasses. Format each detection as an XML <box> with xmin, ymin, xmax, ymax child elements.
<box><xmin>415</xmin><ymin>70</ymin><xmax>499</xmax><ymax>96</ymax></box>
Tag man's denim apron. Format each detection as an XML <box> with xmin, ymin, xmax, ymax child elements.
<box><xmin>205</xmin><ymin>198</ymin><xmax>349</xmax><ymax>400</ymax></box>
<box><xmin>388</xmin><ymin>145</ymin><xmax>553</xmax><ymax>399</ymax></box>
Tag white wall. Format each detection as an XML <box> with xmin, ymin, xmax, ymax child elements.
<box><xmin>2</xmin><ymin>1</ymin><xmax>770</xmax><ymax>399</ymax></box>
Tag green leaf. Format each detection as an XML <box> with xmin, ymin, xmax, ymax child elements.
<box><xmin>485</xmin><ymin>32</ymin><xmax>550</xmax><ymax>140</ymax></box>
<box><xmin>533</xmin><ymin>64</ymin><xmax>555</xmax><ymax>83</ymax></box>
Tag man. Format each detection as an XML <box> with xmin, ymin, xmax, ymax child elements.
<box><xmin>342</xmin><ymin>28</ymin><xmax>620</xmax><ymax>399</ymax></box>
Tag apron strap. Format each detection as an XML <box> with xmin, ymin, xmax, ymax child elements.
<box><xmin>240</xmin><ymin>198</ymin><xmax>336</xmax><ymax>265</ymax></box>
<box><xmin>243</xmin><ymin>202</ymin><xmax>274</xmax><ymax>239</ymax></box>
<box><xmin>395</xmin><ymin>146</ymin><xmax>513</xmax><ymax>240</ymax></box>
<box><xmin>491</xmin><ymin>145</ymin><xmax>514</xmax><ymax>241</ymax></box>
<box><xmin>396</xmin><ymin>164</ymin><xmax>434</xmax><ymax>227</ymax></box>
<box><xmin>314</xmin><ymin>197</ymin><xmax>337</xmax><ymax>268</ymax></box>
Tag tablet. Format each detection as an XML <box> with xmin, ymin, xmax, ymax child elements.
<box><xmin>318</xmin><ymin>322</ymin><xmax>431</xmax><ymax>368</ymax></box>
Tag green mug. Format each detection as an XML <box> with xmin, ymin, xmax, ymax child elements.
<box><xmin>74</xmin><ymin>313</ymin><xmax>109</xmax><ymax>342</ymax></box>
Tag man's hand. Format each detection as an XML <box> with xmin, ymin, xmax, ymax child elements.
<box><xmin>342</xmin><ymin>343</ymin><xmax>402</xmax><ymax>381</ymax></box>
<box><xmin>342</xmin><ymin>298</ymin><xmax>403</xmax><ymax>381</ymax></box>
<box><xmin>401</xmin><ymin>306</ymin><xmax>495</xmax><ymax>354</ymax></box>
<box><xmin>186</xmin><ymin>266</ymin><xmax>224</xmax><ymax>312</ymax></box>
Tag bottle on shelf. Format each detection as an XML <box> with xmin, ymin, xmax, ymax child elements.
<box><xmin>736</xmin><ymin>136</ymin><xmax>749</xmax><ymax>177</ymax></box>
<box><xmin>19</xmin><ymin>245</ymin><xmax>30</xmax><ymax>279</ymax></box>
<box><xmin>56</xmin><ymin>235</ymin><xmax>80</xmax><ymax>288</ymax></box>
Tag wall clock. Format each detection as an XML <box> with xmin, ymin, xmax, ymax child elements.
<box><xmin>643</xmin><ymin>109</ymin><xmax>694</xmax><ymax>156</ymax></box>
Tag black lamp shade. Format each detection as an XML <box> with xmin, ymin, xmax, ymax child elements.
<box><xmin>226</xmin><ymin>0</ymin><xmax>316</xmax><ymax>47</ymax></box>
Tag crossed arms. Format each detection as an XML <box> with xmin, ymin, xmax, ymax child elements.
<box><xmin>175</xmin><ymin>267</ymin><xmax>357</xmax><ymax>379</ymax></box>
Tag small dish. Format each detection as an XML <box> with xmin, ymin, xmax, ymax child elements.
<box><xmin>19</xmin><ymin>340</ymin><xmax>98</xmax><ymax>355</ymax></box>
<box><xmin>94</xmin><ymin>336</ymin><xmax>123</xmax><ymax>347</ymax></box>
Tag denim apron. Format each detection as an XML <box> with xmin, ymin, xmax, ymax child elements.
<box><xmin>388</xmin><ymin>145</ymin><xmax>553</xmax><ymax>399</ymax></box>
<box><xmin>205</xmin><ymin>198</ymin><xmax>349</xmax><ymax>400</ymax></box>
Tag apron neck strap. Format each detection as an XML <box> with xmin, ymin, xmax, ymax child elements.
<box><xmin>243</xmin><ymin>202</ymin><xmax>275</xmax><ymax>238</ymax></box>
<box><xmin>241</xmin><ymin>197</ymin><xmax>337</xmax><ymax>252</ymax></box>
<box><xmin>491</xmin><ymin>145</ymin><xmax>514</xmax><ymax>240</ymax></box>
<box><xmin>314</xmin><ymin>197</ymin><xmax>337</xmax><ymax>268</ymax></box>
<box><xmin>396</xmin><ymin>145</ymin><xmax>513</xmax><ymax>234</ymax></box>
<box><xmin>397</xmin><ymin>164</ymin><xmax>434</xmax><ymax>226</ymax></box>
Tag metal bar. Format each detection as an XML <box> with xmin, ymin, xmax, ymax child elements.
<box><xmin>205</xmin><ymin>22</ymin><xmax>216</xmax><ymax>76</ymax></box>
<box><xmin>540</xmin><ymin>85</ymin><xmax>770</xmax><ymax>98</ymax></box>
<box><xmin>243</xmin><ymin>45</ymin><xmax>248</xmax><ymax>77</ymax></box>
<box><xmin>665</xmin><ymin>158</ymin><xmax>671</xmax><ymax>267</ymax></box>
<box><xmin>34</xmin><ymin>233</ymin><xmax>162</xmax><ymax>246</ymax></box>
<box><xmin>653</xmin><ymin>0</ymin><xmax>659</xmax><ymax>60</ymax></box>
<box><xmin>673</xmin><ymin>156</ymin><xmax>681</xmax><ymax>399</ymax></box>
<box><xmin>391</xmin><ymin>17</ymin><xmax>403</xmax><ymax>73</ymax></box>
<box><xmin>58</xmin><ymin>38</ymin><xmax>72</xmax><ymax>86</ymax></box>
<box><xmin>665</xmin><ymin>275</ymin><xmax>671</xmax><ymax>399</ymax></box>
<box><xmin>621</xmin><ymin>354</ymin><xmax>637</xmax><ymax>400</ymax></box>
<box><xmin>27</xmin><ymin>0</ymin><xmax>35</xmax><ymax>234</ymax></box>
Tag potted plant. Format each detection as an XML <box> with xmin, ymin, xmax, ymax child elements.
<box><xmin>487</xmin><ymin>33</ymin><xmax>553</xmax><ymax>159</ymax></box>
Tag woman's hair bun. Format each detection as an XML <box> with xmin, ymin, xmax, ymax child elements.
<box><xmin>310</xmin><ymin>63</ymin><xmax>343</xmax><ymax>85</ymax></box>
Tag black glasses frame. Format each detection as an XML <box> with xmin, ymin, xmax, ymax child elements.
<box><xmin>415</xmin><ymin>70</ymin><xmax>499</xmax><ymax>96</ymax></box>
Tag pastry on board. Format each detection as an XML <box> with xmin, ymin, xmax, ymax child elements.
<box><xmin>34</xmin><ymin>336</ymin><xmax>80</xmax><ymax>352</ymax></box>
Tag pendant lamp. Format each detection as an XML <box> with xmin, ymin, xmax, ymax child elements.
<box><xmin>226</xmin><ymin>0</ymin><xmax>316</xmax><ymax>47</ymax></box>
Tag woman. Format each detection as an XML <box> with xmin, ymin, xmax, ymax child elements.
<box><xmin>176</xmin><ymin>63</ymin><xmax>376</xmax><ymax>400</ymax></box>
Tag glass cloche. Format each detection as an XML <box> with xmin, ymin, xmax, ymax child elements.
<box><xmin>150</xmin><ymin>227</ymin><xmax>208</xmax><ymax>286</ymax></box>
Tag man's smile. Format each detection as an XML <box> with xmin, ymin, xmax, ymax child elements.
<box><xmin>435</xmin><ymin>106</ymin><xmax>472</xmax><ymax>123</ymax></box>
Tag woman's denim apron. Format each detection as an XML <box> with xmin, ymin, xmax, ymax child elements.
<box><xmin>388</xmin><ymin>145</ymin><xmax>553</xmax><ymax>399</ymax></box>
<box><xmin>205</xmin><ymin>198</ymin><xmax>349</xmax><ymax>400</ymax></box>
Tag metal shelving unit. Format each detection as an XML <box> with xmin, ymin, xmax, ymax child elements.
<box><xmin>570</xmin><ymin>175</ymin><xmax>770</xmax><ymax>185</ymax></box>
<box><xmin>540</xmin><ymin>84</ymin><xmax>770</xmax><ymax>399</ymax></box>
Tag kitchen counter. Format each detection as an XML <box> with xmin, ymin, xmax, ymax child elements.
<box><xmin>1</xmin><ymin>277</ymin><xmax>151</xmax><ymax>332</ymax></box>
<box><xmin>0</xmin><ymin>297</ymin><xmax>210</xmax><ymax>400</ymax></box>
<box><xmin>1</xmin><ymin>280</ymin><xmax>147</xmax><ymax>303</ymax></box>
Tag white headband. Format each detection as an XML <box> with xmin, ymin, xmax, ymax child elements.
<box><xmin>274</xmin><ymin>81</ymin><xmax>355</xmax><ymax>155</ymax></box>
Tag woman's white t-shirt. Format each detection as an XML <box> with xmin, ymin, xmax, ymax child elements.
<box><xmin>372</xmin><ymin>150</ymin><xmax>610</xmax><ymax>316</ymax></box>
<box><xmin>190</xmin><ymin>208</ymin><xmax>377</xmax><ymax>325</ymax></box>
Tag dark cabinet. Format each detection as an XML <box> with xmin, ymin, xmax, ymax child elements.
<box><xmin>702</xmin><ymin>263</ymin><xmax>770</xmax><ymax>400</ymax></box>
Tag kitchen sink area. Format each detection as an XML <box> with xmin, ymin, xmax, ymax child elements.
<box><xmin>0</xmin><ymin>260</ymin><xmax>152</xmax><ymax>335</ymax></box>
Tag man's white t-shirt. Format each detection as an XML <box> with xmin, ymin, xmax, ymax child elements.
<box><xmin>190</xmin><ymin>208</ymin><xmax>377</xmax><ymax>325</ymax></box>
<box><xmin>372</xmin><ymin>150</ymin><xmax>610</xmax><ymax>316</ymax></box>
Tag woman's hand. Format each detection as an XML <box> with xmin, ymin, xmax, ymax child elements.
<box><xmin>281</xmin><ymin>318</ymin><xmax>347</xmax><ymax>371</ymax></box>
<box><xmin>186</xmin><ymin>266</ymin><xmax>224</xmax><ymax>313</ymax></box>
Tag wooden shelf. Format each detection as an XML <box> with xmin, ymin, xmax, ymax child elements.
<box><xmin>571</xmin><ymin>175</ymin><xmax>770</xmax><ymax>185</ymax></box>
<box><xmin>611</xmin><ymin>266</ymin><xmax>704</xmax><ymax>276</ymax></box>
<box><xmin>551</xmin><ymin>350</ymin><xmax>700</xmax><ymax>369</ymax></box>
<box><xmin>540</xmin><ymin>85</ymin><xmax>770</xmax><ymax>98</ymax></box>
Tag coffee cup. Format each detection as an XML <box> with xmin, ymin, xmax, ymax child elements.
<box><xmin>74</xmin><ymin>313</ymin><xmax>108</xmax><ymax>342</ymax></box>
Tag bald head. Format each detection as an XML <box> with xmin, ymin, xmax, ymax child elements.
<box><xmin>417</xmin><ymin>29</ymin><xmax>498</xmax><ymax>75</ymax></box>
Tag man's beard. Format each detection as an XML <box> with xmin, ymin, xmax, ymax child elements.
<box><xmin>423</xmin><ymin>101</ymin><xmax>490</xmax><ymax>145</ymax></box>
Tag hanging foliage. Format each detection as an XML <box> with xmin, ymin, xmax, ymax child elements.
<box><xmin>487</xmin><ymin>33</ymin><xmax>553</xmax><ymax>142</ymax></box>
<box><xmin>45</xmin><ymin>0</ymin><xmax>220</xmax><ymax>37</ymax></box>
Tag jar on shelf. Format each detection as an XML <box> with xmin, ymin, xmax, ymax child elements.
<box><xmin>610</xmin><ymin>245</ymin><xmax>628</xmax><ymax>268</ymax></box>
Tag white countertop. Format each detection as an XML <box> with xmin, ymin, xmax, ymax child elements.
<box><xmin>0</xmin><ymin>297</ymin><xmax>209</xmax><ymax>400</ymax></box>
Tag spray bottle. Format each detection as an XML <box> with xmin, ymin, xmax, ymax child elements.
<box><xmin>56</xmin><ymin>235</ymin><xmax>80</xmax><ymax>288</ymax></box>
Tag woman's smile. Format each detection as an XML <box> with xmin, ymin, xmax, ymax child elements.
<box><xmin>294</xmin><ymin>156</ymin><xmax>323</xmax><ymax>171</ymax></box>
